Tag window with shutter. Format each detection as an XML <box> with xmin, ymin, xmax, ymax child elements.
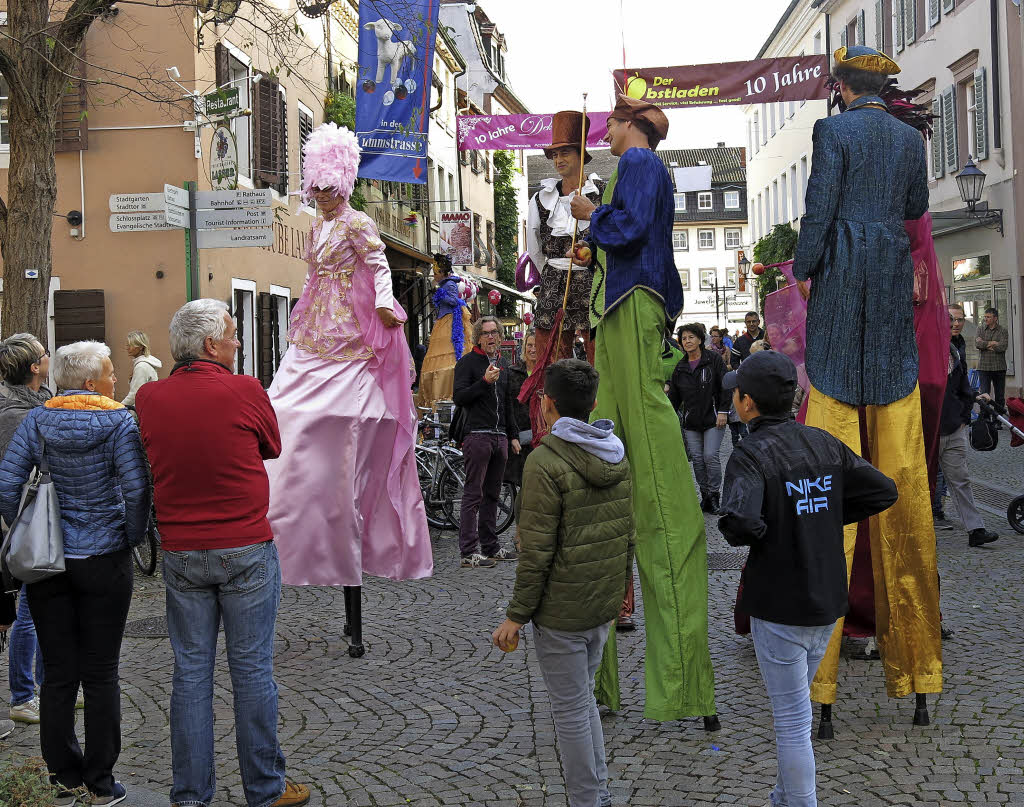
<box><xmin>840</xmin><ymin>27</ymin><xmax>848</xmax><ymax>48</ymax></box>
<box><xmin>215</xmin><ymin>43</ymin><xmax>230</xmax><ymax>88</ymax></box>
<box><xmin>895</xmin><ymin>0</ymin><xmax>905</xmax><ymax>51</ymax></box>
<box><xmin>942</xmin><ymin>85</ymin><xmax>958</xmax><ymax>172</ymax></box>
<box><xmin>931</xmin><ymin>98</ymin><xmax>944</xmax><ymax>178</ymax></box>
<box><xmin>55</xmin><ymin>45</ymin><xmax>88</xmax><ymax>153</ymax></box>
<box><xmin>928</xmin><ymin>0</ymin><xmax>940</xmax><ymax>26</ymax></box>
<box><xmin>53</xmin><ymin>290</ymin><xmax>104</xmax><ymax>347</ymax></box>
<box><xmin>905</xmin><ymin>0</ymin><xmax>916</xmax><ymax>45</ymax></box>
<box><xmin>857</xmin><ymin>10</ymin><xmax>866</xmax><ymax>45</ymax></box>
<box><xmin>942</xmin><ymin>0</ymin><xmax>954</xmax><ymax>11</ymax></box>
<box><xmin>973</xmin><ymin>67</ymin><xmax>988</xmax><ymax>161</ymax></box>
<box><xmin>298</xmin><ymin>104</ymin><xmax>313</xmax><ymax>180</ymax></box>
<box><xmin>875</xmin><ymin>0</ymin><xmax>884</xmax><ymax>48</ymax></box>
<box><xmin>253</xmin><ymin>76</ymin><xmax>287</xmax><ymax>195</ymax></box>
<box><xmin>258</xmin><ymin>292</ymin><xmax>274</xmax><ymax>387</ymax></box>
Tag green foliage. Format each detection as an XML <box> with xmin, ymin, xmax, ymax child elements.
<box><xmin>752</xmin><ymin>223</ymin><xmax>799</xmax><ymax>315</ymax></box>
<box><xmin>0</xmin><ymin>757</ymin><xmax>73</xmax><ymax>807</ymax></box>
<box><xmin>323</xmin><ymin>91</ymin><xmax>367</xmax><ymax>211</ymax></box>
<box><xmin>492</xmin><ymin>151</ymin><xmax>519</xmax><ymax>319</ymax></box>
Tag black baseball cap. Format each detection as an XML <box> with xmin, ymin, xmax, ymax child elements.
<box><xmin>722</xmin><ymin>350</ymin><xmax>798</xmax><ymax>408</ymax></box>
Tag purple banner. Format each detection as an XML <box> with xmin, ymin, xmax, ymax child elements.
<box><xmin>457</xmin><ymin>112</ymin><xmax>609</xmax><ymax>151</ymax></box>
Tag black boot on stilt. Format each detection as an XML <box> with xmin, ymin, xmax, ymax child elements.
<box><xmin>913</xmin><ymin>693</ymin><xmax>930</xmax><ymax>726</ymax></box>
<box><xmin>343</xmin><ymin>585</ymin><xmax>365</xmax><ymax>658</ymax></box>
<box><xmin>817</xmin><ymin>704</ymin><xmax>834</xmax><ymax>740</ymax></box>
<box><xmin>703</xmin><ymin>715</ymin><xmax>721</xmax><ymax>732</ymax></box>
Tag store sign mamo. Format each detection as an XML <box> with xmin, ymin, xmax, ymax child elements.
<box><xmin>613</xmin><ymin>55</ymin><xmax>829</xmax><ymax>110</ymax></box>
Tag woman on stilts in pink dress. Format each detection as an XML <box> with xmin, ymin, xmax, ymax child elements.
<box><xmin>265</xmin><ymin>123</ymin><xmax>433</xmax><ymax>657</ymax></box>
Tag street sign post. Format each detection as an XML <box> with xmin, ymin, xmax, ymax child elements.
<box><xmin>195</xmin><ymin>188</ymin><xmax>273</xmax><ymax>209</ymax></box>
<box><xmin>164</xmin><ymin>204</ymin><xmax>190</xmax><ymax>229</ymax></box>
<box><xmin>195</xmin><ymin>208</ymin><xmax>273</xmax><ymax>228</ymax></box>
<box><xmin>164</xmin><ymin>184</ymin><xmax>189</xmax><ymax>209</ymax></box>
<box><xmin>196</xmin><ymin>228</ymin><xmax>274</xmax><ymax>249</ymax></box>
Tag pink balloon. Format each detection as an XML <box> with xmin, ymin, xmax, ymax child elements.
<box><xmin>488</xmin><ymin>289</ymin><xmax>501</xmax><ymax>305</ymax></box>
<box><xmin>523</xmin><ymin>311</ymin><xmax>535</xmax><ymax>325</ymax></box>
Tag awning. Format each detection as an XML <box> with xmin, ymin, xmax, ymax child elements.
<box><xmin>476</xmin><ymin>274</ymin><xmax>535</xmax><ymax>303</ymax></box>
<box><xmin>382</xmin><ymin>234</ymin><xmax>433</xmax><ymax>271</ymax></box>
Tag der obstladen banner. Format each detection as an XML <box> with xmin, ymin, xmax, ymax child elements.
<box><xmin>356</xmin><ymin>0</ymin><xmax>440</xmax><ymax>183</ymax></box>
<box><xmin>612</xmin><ymin>55</ymin><xmax>830</xmax><ymax>110</ymax></box>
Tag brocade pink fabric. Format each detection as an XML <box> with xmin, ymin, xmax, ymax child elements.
<box><xmin>266</xmin><ymin>205</ymin><xmax>433</xmax><ymax>586</ymax></box>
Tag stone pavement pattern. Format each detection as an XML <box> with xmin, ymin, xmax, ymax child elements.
<box><xmin>2</xmin><ymin>439</ymin><xmax>1024</xmax><ymax>806</ymax></box>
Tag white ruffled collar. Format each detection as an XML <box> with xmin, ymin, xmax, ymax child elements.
<box><xmin>537</xmin><ymin>173</ymin><xmax>602</xmax><ymax>211</ymax></box>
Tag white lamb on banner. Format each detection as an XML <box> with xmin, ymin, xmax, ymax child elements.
<box><xmin>362</xmin><ymin>18</ymin><xmax>417</xmax><ymax>105</ymax></box>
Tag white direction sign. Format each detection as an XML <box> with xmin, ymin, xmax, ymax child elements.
<box><xmin>196</xmin><ymin>208</ymin><xmax>273</xmax><ymax>229</ymax></box>
<box><xmin>109</xmin><ymin>193</ymin><xmax>165</xmax><ymax>213</ymax></box>
<box><xmin>109</xmin><ymin>212</ymin><xmax>180</xmax><ymax>232</ymax></box>
<box><xmin>164</xmin><ymin>204</ymin><xmax>190</xmax><ymax>229</ymax></box>
<box><xmin>196</xmin><ymin>188</ymin><xmax>272</xmax><ymax>209</ymax></box>
<box><xmin>164</xmin><ymin>184</ymin><xmax>189</xmax><ymax>209</ymax></box>
<box><xmin>197</xmin><ymin>228</ymin><xmax>274</xmax><ymax>249</ymax></box>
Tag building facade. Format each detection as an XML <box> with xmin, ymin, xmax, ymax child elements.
<box><xmin>749</xmin><ymin>0</ymin><xmax>1023</xmax><ymax>395</ymax></box>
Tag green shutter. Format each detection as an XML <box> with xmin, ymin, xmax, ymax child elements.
<box><xmin>974</xmin><ymin>67</ymin><xmax>988</xmax><ymax>161</ymax></box>
<box><xmin>931</xmin><ymin>98</ymin><xmax>944</xmax><ymax>178</ymax></box>
<box><xmin>942</xmin><ymin>0</ymin><xmax>955</xmax><ymax>12</ymax></box>
<box><xmin>942</xmin><ymin>85</ymin><xmax>958</xmax><ymax>172</ymax></box>
<box><xmin>906</xmin><ymin>0</ymin><xmax>917</xmax><ymax>44</ymax></box>
<box><xmin>929</xmin><ymin>0</ymin><xmax>941</xmax><ymax>26</ymax></box>
<box><xmin>840</xmin><ymin>27</ymin><xmax>848</xmax><ymax>48</ymax></box>
<box><xmin>857</xmin><ymin>10</ymin><xmax>866</xmax><ymax>45</ymax></box>
<box><xmin>896</xmin><ymin>0</ymin><xmax>905</xmax><ymax>52</ymax></box>
<box><xmin>875</xmin><ymin>0</ymin><xmax>885</xmax><ymax>48</ymax></box>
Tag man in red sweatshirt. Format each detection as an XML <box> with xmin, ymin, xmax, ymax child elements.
<box><xmin>135</xmin><ymin>299</ymin><xmax>309</xmax><ymax>807</ymax></box>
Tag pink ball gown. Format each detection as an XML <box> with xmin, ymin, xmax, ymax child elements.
<box><xmin>266</xmin><ymin>204</ymin><xmax>433</xmax><ymax>586</ymax></box>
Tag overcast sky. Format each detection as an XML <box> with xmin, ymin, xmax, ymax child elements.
<box><xmin>483</xmin><ymin>0</ymin><xmax>797</xmax><ymax>150</ymax></box>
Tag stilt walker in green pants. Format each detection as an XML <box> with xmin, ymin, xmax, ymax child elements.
<box><xmin>571</xmin><ymin>94</ymin><xmax>718</xmax><ymax>723</ymax></box>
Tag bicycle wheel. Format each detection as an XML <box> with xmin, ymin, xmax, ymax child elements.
<box><xmin>1008</xmin><ymin>495</ymin><xmax>1024</xmax><ymax>535</ymax></box>
<box><xmin>438</xmin><ymin>465</ymin><xmax>465</xmax><ymax>529</ymax></box>
<box><xmin>495</xmin><ymin>482</ymin><xmax>517</xmax><ymax>535</ymax></box>
<box><xmin>133</xmin><ymin>518</ymin><xmax>159</xmax><ymax>576</ymax></box>
<box><xmin>418</xmin><ymin>450</ymin><xmax>450</xmax><ymax>529</ymax></box>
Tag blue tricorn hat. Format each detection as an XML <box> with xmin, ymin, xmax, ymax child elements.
<box><xmin>833</xmin><ymin>45</ymin><xmax>900</xmax><ymax>75</ymax></box>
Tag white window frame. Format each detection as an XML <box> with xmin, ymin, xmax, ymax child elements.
<box><xmin>724</xmin><ymin>190</ymin><xmax>740</xmax><ymax>210</ymax></box>
<box><xmin>789</xmin><ymin>163</ymin><xmax>799</xmax><ymax>221</ymax></box>
<box><xmin>679</xmin><ymin>269</ymin><xmax>690</xmax><ymax>291</ymax></box>
<box><xmin>698</xmin><ymin>229</ymin><xmax>715</xmax><ymax>249</ymax></box>
<box><xmin>724</xmin><ymin>228</ymin><xmax>742</xmax><ymax>249</ymax></box>
<box><xmin>699</xmin><ymin>268</ymin><xmax>716</xmax><ymax>290</ymax></box>
<box><xmin>230</xmin><ymin>278</ymin><xmax>258</xmax><ymax>377</ymax></box>
<box><xmin>697</xmin><ymin>191</ymin><xmax>713</xmax><ymax>211</ymax></box>
<box><xmin>966</xmin><ymin>78</ymin><xmax>980</xmax><ymax>159</ymax></box>
<box><xmin>753</xmin><ymin>111</ymin><xmax>760</xmax><ymax>153</ymax></box>
<box><xmin>674</xmin><ymin>193</ymin><xmax>687</xmax><ymax>211</ymax></box>
<box><xmin>780</xmin><ymin>171</ymin><xmax>789</xmax><ymax>223</ymax></box>
<box><xmin>673</xmin><ymin>230</ymin><xmax>689</xmax><ymax>250</ymax></box>
<box><xmin>223</xmin><ymin>42</ymin><xmax>252</xmax><ymax>185</ymax></box>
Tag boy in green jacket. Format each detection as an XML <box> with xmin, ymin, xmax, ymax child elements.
<box><xmin>493</xmin><ymin>359</ymin><xmax>634</xmax><ymax>807</ymax></box>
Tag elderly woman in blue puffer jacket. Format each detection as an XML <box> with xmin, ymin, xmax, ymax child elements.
<box><xmin>0</xmin><ymin>340</ymin><xmax>150</xmax><ymax>807</ymax></box>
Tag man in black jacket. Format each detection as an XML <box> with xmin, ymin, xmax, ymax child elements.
<box><xmin>939</xmin><ymin>305</ymin><xmax>998</xmax><ymax>548</ymax></box>
<box><xmin>718</xmin><ymin>350</ymin><xmax>897</xmax><ymax>807</ymax></box>
<box><xmin>453</xmin><ymin>316</ymin><xmax>520</xmax><ymax>568</ymax></box>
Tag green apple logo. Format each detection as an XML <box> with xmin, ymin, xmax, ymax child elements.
<box><xmin>625</xmin><ymin>73</ymin><xmax>648</xmax><ymax>99</ymax></box>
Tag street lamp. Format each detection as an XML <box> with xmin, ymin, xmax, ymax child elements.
<box><xmin>956</xmin><ymin>158</ymin><xmax>987</xmax><ymax>213</ymax></box>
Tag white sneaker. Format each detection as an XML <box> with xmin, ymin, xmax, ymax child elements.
<box><xmin>0</xmin><ymin>718</ymin><xmax>14</xmax><ymax>739</ymax></box>
<box><xmin>9</xmin><ymin>695</ymin><xmax>40</xmax><ymax>724</ymax></box>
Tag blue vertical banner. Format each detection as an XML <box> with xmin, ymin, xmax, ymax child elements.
<box><xmin>356</xmin><ymin>0</ymin><xmax>440</xmax><ymax>184</ymax></box>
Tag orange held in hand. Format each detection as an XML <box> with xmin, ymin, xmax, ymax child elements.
<box><xmin>752</xmin><ymin>262</ymin><xmax>765</xmax><ymax>276</ymax></box>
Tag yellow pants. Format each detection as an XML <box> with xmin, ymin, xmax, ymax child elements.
<box><xmin>807</xmin><ymin>384</ymin><xmax>943</xmax><ymax>702</ymax></box>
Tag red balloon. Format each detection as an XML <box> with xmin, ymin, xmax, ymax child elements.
<box><xmin>488</xmin><ymin>289</ymin><xmax>501</xmax><ymax>305</ymax></box>
<box><xmin>523</xmin><ymin>311</ymin><xmax>534</xmax><ymax>325</ymax></box>
<box><xmin>752</xmin><ymin>262</ymin><xmax>765</xmax><ymax>276</ymax></box>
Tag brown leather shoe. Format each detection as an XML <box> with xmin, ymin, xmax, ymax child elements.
<box><xmin>272</xmin><ymin>781</ymin><xmax>311</xmax><ymax>807</ymax></box>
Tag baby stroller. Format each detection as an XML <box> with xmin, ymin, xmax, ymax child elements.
<box><xmin>974</xmin><ymin>396</ymin><xmax>1024</xmax><ymax>534</ymax></box>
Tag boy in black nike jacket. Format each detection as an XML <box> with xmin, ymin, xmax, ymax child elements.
<box><xmin>718</xmin><ymin>350</ymin><xmax>897</xmax><ymax>807</ymax></box>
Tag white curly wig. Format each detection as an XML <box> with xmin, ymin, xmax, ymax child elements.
<box><xmin>301</xmin><ymin>122</ymin><xmax>361</xmax><ymax>205</ymax></box>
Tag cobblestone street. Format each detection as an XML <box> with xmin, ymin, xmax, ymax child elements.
<box><xmin>2</xmin><ymin>439</ymin><xmax>1024</xmax><ymax>806</ymax></box>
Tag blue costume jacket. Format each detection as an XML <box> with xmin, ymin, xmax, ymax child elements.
<box><xmin>588</xmin><ymin>147</ymin><xmax>683</xmax><ymax>322</ymax></box>
<box><xmin>792</xmin><ymin>96</ymin><xmax>929</xmax><ymax>406</ymax></box>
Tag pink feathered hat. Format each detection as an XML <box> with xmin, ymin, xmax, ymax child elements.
<box><xmin>301</xmin><ymin>122</ymin><xmax>361</xmax><ymax>205</ymax></box>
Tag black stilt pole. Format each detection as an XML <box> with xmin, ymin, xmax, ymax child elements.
<box><xmin>817</xmin><ymin>704</ymin><xmax>834</xmax><ymax>740</ymax></box>
<box><xmin>703</xmin><ymin>715</ymin><xmax>721</xmax><ymax>732</ymax></box>
<box><xmin>342</xmin><ymin>585</ymin><xmax>365</xmax><ymax>657</ymax></box>
<box><xmin>913</xmin><ymin>692</ymin><xmax>929</xmax><ymax>726</ymax></box>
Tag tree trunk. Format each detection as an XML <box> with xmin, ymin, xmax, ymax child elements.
<box><xmin>0</xmin><ymin>103</ymin><xmax>58</xmax><ymax>341</ymax></box>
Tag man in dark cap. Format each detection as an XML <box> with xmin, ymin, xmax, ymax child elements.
<box><xmin>569</xmin><ymin>94</ymin><xmax>718</xmax><ymax>726</ymax></box>
<box><xmin>792</xmin><ymin>46</ymin><xmax>941</xmax><ymax>716</ymax></box>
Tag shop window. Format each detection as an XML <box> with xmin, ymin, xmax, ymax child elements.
<box><xmin>232</xmin><ymin>279</ymin><xmax>257</xmax><ymax>377</ymax></box>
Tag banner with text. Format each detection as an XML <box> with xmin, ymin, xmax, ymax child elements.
<box><xmin>456</xmin><ymin>112</ymin><xmax>609</xmax><ymax>151</ymax></box>
<box><xmin>356</xmin><ymin>0</ymin><xmax>439</xmax><ymax>183</ymax></box>
<box><xmin>612</xmin><ymin>55</ymin><xmax>830</xmax><ymax>110</ymax></box>
<box><xmin>439</xmin><ymin>211</ymin><xmax>473</xmax><ymax>265</ymax></box>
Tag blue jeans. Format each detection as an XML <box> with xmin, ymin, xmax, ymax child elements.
<box><xmin>9</xmin><ymin>585</ymin><xmax>43</xmax><ymax>705</ymax></box>
<box><xmin>163</xmin><ymin>541</ymin><xmax>286</xmax><ymax>807</ymax></box>
<box><xmin>750</xmin><ymin>617</ymin><xmax>834</xmax><ymax>807</ymax></box>
<box><xmin>683</xmin><ymin>426</ymin><xmax>726</xmax><ymax>496</ymax></box>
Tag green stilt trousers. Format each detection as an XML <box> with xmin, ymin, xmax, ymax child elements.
<box><xmin>592</xmin><ymin>290</ymin><xmax>717</xmax><ymax>720</ymax></box>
